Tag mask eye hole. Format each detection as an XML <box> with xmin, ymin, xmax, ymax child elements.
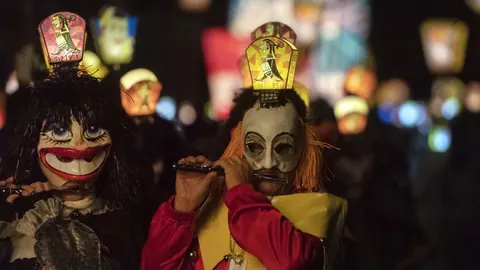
<box><xmin>275</xmin><ymin>143</ymin><xmax>295</xmax><ymax>155</ymax></box>
<box><xmin>246</xmin><ymin>142</ymin><xmax>264</xmax><ymax>154</ymax></box>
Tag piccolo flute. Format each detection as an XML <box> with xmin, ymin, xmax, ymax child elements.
<box><xmin>0</xmin><ymin>188</ymin><xmax>93</xmax><ymax>195</ymax></box>
<box><xmin>172</xmin><ymin>163</ymin><xmax>288</xmax><ymax>183</ymax></box>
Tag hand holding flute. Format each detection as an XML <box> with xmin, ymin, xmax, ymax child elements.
<box><xmin>0</xmin><ymin>176</ymin><xmax>51</xmax><ymax>203</ymax></box>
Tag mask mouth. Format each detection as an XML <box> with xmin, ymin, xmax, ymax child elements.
<box><xmin>39</xmin><ymin>145</ymin><xmax>111</xmax><ymax>182</ymax></box>
<box><xmin>253</xmin><ymin>169</ymin><xmax>288</xmax><ymax>184</ymax></box>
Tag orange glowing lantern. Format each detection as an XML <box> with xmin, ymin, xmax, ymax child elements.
<box><xmin>420</xmin><ymin>19</ymin><xmax>468</xmax><ymax>74</ymax></box>
<box><xmin>334</xmin><ymin>96</ymin><xmax>369</xmax><ymax>135</ymax></box>
<box><xmin>344</xmin><ymin>66</ymin><xmax>377</xmax><ymax>99</ymax></box>
<box><xmin>120</xmin><ymin>69</ymin><xmax>162</xmax><ymax>117</ymax></box>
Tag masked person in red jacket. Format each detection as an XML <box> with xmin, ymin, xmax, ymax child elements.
<box><xmin>142</xmin><ymin>24</ymin><xmax>347</xmax><ymax>270</ymax></box>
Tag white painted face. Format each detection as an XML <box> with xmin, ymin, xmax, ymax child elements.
<box><xmin>37</xmin><ymin>119</ymin><xmax>112</xmax><ymax>189</ymax></box>
<box><xmin>242</xmin><ymin>101</ymin><xmax>305</xmax><ymax>173</ymax></box>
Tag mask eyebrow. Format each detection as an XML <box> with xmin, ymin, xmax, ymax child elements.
<box><xmin>245</xmin><ymin>131</ymin><xmax>266</xmax><ymax>142</ymax></box>
<box><xmin>273</xmin><ymin>132</ymin><xmax>295</xmax><ymax>141</ymax></box>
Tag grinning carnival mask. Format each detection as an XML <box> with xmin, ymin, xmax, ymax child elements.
<box><xmin>222</xmin><ymin>29</ymin><xmax>322</xmax><ymax>195</ymax></box>
<box><xmin>0</xmin><ymin>12</ymin><xmax>138</xmax><ymax>207</ymax></box>
<box><xmin>37</xmin><ymin>118</ymin><xmax>112</xmax><ymax>188</ymax></box>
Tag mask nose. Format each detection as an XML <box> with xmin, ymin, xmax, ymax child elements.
<box><xmin>261</xmin><ymin>149</ymin><xmax>279</xmax><ymax>169</ymax></box>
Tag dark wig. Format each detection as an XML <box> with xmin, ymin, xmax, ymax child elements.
<box><xmin>210</xmin><ymin>88</ymin><xmax>307</xmax><ymax>159</ymax></box>
<box><xmin>0</xmin><ymin>66</ymin><xmax>139</xmax><ymax>208</ymax></box>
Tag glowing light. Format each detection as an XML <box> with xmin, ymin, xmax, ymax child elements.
<box><xmin>376</xmin><ymin>79</ymin><xmax>410</xmax><ymax>106</ymax></box>
<box><xmin>465</xmin><ymin>82</ymin><xmax>480</xmax><ymax>113</ymax></box>
<box><xmin>398</xmin><ymin>102</ymin><xmax>421</xmax><ymax>128</ymax></box>
<box><xmin>420</xmin><ymin>19</ymin><xmax>468</xmax><ymax>73</ymax></box>
<box><xmin>377</xmin><ymin>104</ymin><xmax>397</xmax><ymax>124</ymax></box>
<box><xmin>441</xmin><ymin>98</ymin><xmax>461</xmax><ymax>120</ymax></box>
<box><xmin>344</xmin><ymin>66</ymin><xmax>377</xmax><ymax>99</ymax></box>
<box><xmin>428</xmin><ymin>126</ymin><xmax>451</xmax><ymax>152</ymax></box>
<box><xmin>5</xmin><ymin>71</ymin><xmax>19</xmax><ymax>95</ymax></box>
<box><xmin>178</xmin><ymin>102</ymin><xmax>197</xmax><ymax>126</ymax></box>
<box><xmin>156</xmin><ymin>97</ymin><xmax>176</xmax><ymax>121</ymax></box>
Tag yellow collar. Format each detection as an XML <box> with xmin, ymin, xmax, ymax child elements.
<box><xmin>197</xmin><ymin>193</ymin><xmax>347</xmax><ymax>270</ymax></box>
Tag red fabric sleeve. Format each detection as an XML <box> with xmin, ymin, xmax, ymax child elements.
<box><xmin>225</xmin><ymin>184</ymin><xmax>324</xmax><ymax>270</ymax></box>
<box><xmin>141</xmin><ymin>196</ymin><xmax>197</xmax><ymax>270</ymax></box>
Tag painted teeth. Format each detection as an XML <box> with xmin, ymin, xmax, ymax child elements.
<box><xmin>45</xmin><ymin>151</ymin><xmax>107</xmax><ymax>176</ymax></box>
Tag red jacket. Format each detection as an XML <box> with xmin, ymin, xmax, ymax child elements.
<box><xmin>141</xmin><ymin>184</ymin><xmax>324</xmax><ymax>269</ymax></box>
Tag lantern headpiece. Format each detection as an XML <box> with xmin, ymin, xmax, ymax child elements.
<box><xmin>245</xmin><ymin>35</ymin><xmax>299</xmax><ymax>107</ymax></box>
<box><xmin>39</xmin><ymin>12</ymin><xmax>87</xmax><ymax>72</ymax></box>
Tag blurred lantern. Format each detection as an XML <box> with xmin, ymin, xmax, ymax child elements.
<box><xmin>91</xmin><ymin>6</ymin><xmax>138</xmax><ymax>67</ymax></box>
<box><xmin>203</xmin><ymin>101</ymin><xmax>215</xmax><ymax>120</ymax></box>
<box><xmin>251</xmin><ymin>21</ymin><xmax>297</xmax><ymax>44</ymax></box>
<box><xmin>5</xmin><ymin>71</ymin><xmax>19</xmax><ymax>95</ymax></box>
<box><xmin>466</xmin><ymin>0</ymin><xmax>480</xmax><ymax>14</ymax></box>
<box><xmin>156</xmin><ymin>96</ymin><xmax>177</xmax><ymax>121</ymax></box>
<box><xmin>334</xmin><ymin>96</ymin><xmax>369</xmax><ymax>135</ymax></box>
<box><xmin>428</xmin><ymin>126</ymin><xmax>451</xmax><ymax>152</ymax></box>
<box><xmin>202</xmin><ymin>28</ymin><xmax>246</xmax><ymax>121</ymax></box>
<box><xmin>178</xmin><ymin>101</ymin><xmax>197</xmax><ymax>125</ymax></box>
<box><xmin>228</xmin><ymin>0</ymin><xmax>295</xmax><ymax>39</ymax></box>
<box><xmin>396</xmin><ymin>101</ymin><xmax>428</xmax><ymax>128</ymax></box>
<box><xmin>293</xmin><ymin>0</ymin><xmax>322</xmax><ymax>45</ymax></box>
<box><xmin>375</xmin><ymin>79</ymin><xmax>409</xmax><ymax>125</ymax></box>
<box><xmin>120</xmin><ymin>69</ymin><xmax>162</xmax><ymax>116</ymax></box>
<box><xmin>420</xmin><ymin>19</ymin><xmax>468</xmax><ymax>74</ymax></box>
<box><xmin>79</xmin><ymin>51</ymin><xmax>109</xmax><ymax>79</ymax></box>
<box><xmin>293</xmin><ymin>81</ymin><xmax>310</xmax><ymax>108</ymax></box>
<box><xmin>465</xmin><ymin>81</ymin><xmax>480</xmax><ymax>113</ymax></box>
<box><xmin>344</xmin><ymin>66</ymin><xmax>377</xmax><ymax>99</ymax></box>
<box><xmin>376</xmin><ymin>79</ymin><xmax>410</xmax><ymax>106</ymax></box>
<box><xmin>429</xmin><ymin>77</ymin><xmax>465</xmax><ymax>119</ymax></box>
<box><xmin>313</xmin><ymin>0</ymin><xmax>370</xmax><ymax>104</ymax></box>
<box><xmin>178</xmin><ymin>0</ymin><xmax>212</xmax><ymax>13</ymax></box>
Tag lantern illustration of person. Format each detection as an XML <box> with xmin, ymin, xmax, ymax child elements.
<box><xmin>51</xmin><ymin>13</ymin><xmax>80</xmax><ymax>55</ymax></box>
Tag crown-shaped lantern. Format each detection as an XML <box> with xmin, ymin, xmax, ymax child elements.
<box><xmin>120</xmin><ymin>68</ymin><xmax>162</xmax><ymax>116</ymax></box>
<box><xmin>246</xmin><ymin>36</ymin><xmax>298</xmax><ymax>90</ymax></box>
<box><xmin>39</xmin><ymin>12</ymin><xmax>87</xmax><ymax>72</ymax></box>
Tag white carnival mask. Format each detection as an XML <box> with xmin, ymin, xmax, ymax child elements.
<box><xmin>242</xmin><ymin>101</ymin><xmax>305</xmax><ymax>173</ymax></box>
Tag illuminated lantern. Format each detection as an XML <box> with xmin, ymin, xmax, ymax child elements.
<box><xmin>228</xmin><ymin>0</ymin><xmax>294</xmax><ymax>39</ymax></box>
<box><xmin>156</xmin><ymin>96</ymin><xmax>177</xmax><ymax>121</ymax></box>
<box><xmin>465</xmin><ymin>81</ymin><xmax>480</xmax><ymax>113</ymax></box>
<box><xmin>79</xmin><ymin>51</ymin><xmax>109</xmax><ymax>79</ymax></box>
<box><xmin>344</xmin><ymin>66</ymin><xmax>377</xmax><ymax>99</ymax></box>
<box><xmin>466</xmin><ymin>0</ymin><xmax>480</xmax><ymax>14</ymax></box>
<box><xmin>202</xmin><ymin>28</ymin><xmax>246</xmax><ymax>121</ymax></box>
<box><xmin>178</xmin><ymin>0</ymin><xmax>212</xmax><ymax>13</ymax></box>
<box><xmin>293</xmin><ymin>0</ymin><xmax>322</xmax><ymax>45</ymax></box>
<box><xmin>120</xmin><ymin>69</ymin><xmax>162</xmax><ymax>117</ymax></box>
<box><xmin>376</xmin><ymin>79</ymin><xmax>410</xmax><ymax>106</ymax></box>
<box><xmin>5</xmin><ymin>71</ymin><xmax>19</xmax><ymax>95</ymax></box>
<box><xmin>420</xmin><ymin>19</ymin><xmax>468</xmax><ymax>74</ymax></box>
<box><xmin>334</xmin><ymin>96</ymin><xmax>369</xmax><ymax>135</ymax></box>
<box><xmin>91</xmin><ymin>6</ymin><xmax>138</xmax><ymax>67</ymax></box>
<box><xmin>429</xmin><ymin>77</ymin><xmax>465</xmax><ymax>119</ymax></box>
<box><xmin>428</xmin><ymin>126</ymin><xmax>451</xmax><ymax>153</ymax></box>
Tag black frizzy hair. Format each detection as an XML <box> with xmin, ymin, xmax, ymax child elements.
<box><xmin>0</xmin><ymin>66</ymin><xmax>139</xmax><ymax>208</ymax></box>
<box><xmin>210</xmin><ymin>88</ymin><xmax>307</xmax><ymax>159</ymax></box>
